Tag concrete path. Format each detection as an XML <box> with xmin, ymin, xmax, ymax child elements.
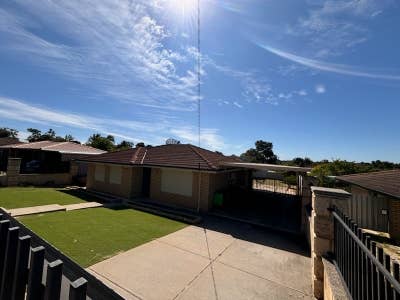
<box><xmin>7</xmin><ymin>204</ymin><xmax>66</xmax><ymax>217</ymax></box>
<box><xmin>64</xmin><ymin>202</ymin><xmax>103</xmax><ymax>211</ymax></box>
<box><xmin>6</xmin><ymin>202</ymin><xmax>103</xmax><ymax>216</ymax></box>
<box><xmin>88</xmin><ymin>217</ymin><xmax>313</xmax><ymax>300</ymax></box>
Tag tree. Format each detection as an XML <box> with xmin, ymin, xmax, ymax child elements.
<box><xmin>136</xmin><ymin>142</ymin><xmax>145</xmax><ymax>147</ymax></box>
<box><xmin>291</xmin><ymin>157</ymin><xmax>313</xmax><ymax>167</ymax></box>
<box><xmin>64</xmin><ymin>134</ymin><xmax>75</xmax><ymax>142</ymax></box>
<box><xmin>116</xmin><ymin>140</ymin><xmax>134</xmax><ymax>151</ymax></box>
<box><xmin>27</xmin><ymin>128</ymin><xmax>42</xmax><ymax>142</ymax></box>
<box><xmin>0</xmin><ymin>127</ymin><xmax>18</xmax><ymax>138</ymax></box>
<box><xmin>166</xmin><ymin>138</ymin><xmax>181</xmax><ymax>145</ymax></box>
<box><xmin>86</xmin><ymin>134</ymin><xmax>115</xmax><ymax>151</ymax></box>
<box><xmin>240</xmin><ymin>140</ymin><xmax>278</xmax><ymax>164</ymax></box>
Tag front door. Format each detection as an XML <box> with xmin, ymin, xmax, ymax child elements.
<box><xmin>142</xmin><ymin>167</ymin><xmax>151</xmax><ymax>197</ymax></box>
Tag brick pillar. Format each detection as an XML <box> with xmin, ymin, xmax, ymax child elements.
<box><xmin>310</xmin><ymin>187</ymin><xmax>351</xmax><ymax>299</ymax></box>
<box><xmin>301</xmin><ymin>175</ymin><xmax>313</xmax><ymax>233</ymax></box>
<box><xmin>6</xmin><ymin>158</ymin><xmax>22</xmax><ymax>186</ymax></box>
<box><xmin>389</xmin><ymin>199</ymin><xmax>400</xmax><ymax>242</ymax></box>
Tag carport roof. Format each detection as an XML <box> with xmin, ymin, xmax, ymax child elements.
<box><xmin>220</xmin><ymin>162</ymin><xmax>312</xmax><ymax>173</ymax></box>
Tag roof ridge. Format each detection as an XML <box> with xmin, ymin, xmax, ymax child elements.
<box><xmin>131</xmin><ymin>147</ymin><xmax>143</xmax><ymax>164</ymax></box>
<box><xmin>188</xmin><ymin>145</ymin><xmax>216</xmax><ymax>169</ymax></box>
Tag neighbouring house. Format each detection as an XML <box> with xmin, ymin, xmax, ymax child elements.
<box><xmin>79</xmin><ymin>144</ymin><xmax>249</xmax><ymax>212</ymax></box>
<box><xmin>0</xmin><ymin>137</ymin><xmax>21</xmax><ymax>147</ymax></box>
<box><xmin>337</xmin><ymin>169</ymin><xmax>400</xmax><ymax>240</ymax></box>
<box><xmin>0</xmin><ymin>141</ymin><xmax>106</xmax><ymax>186</ymax></box>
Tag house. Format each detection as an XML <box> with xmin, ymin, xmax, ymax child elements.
<box><xmin>0</xmin><ymin>141</ymin><xmax>106</xmax><ymax>186</ymax></box>
<box><xmin>337</xmin><ymin>169</ymin><xmax>400</xmax><ymax>240</ymax></box>
<box><xmin>0</xmin><ymin>137</ymin><xmax>21</xmax><ymax>147</ymax></box>
<box><xmin>79</xmin><ymin>144</ymin><xmax>248</xmax><ymax>212</ymax></box>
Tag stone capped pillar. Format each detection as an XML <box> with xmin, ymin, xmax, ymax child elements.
<box><xmin>6</xmin><ymin>158</ymin><xmax>22</xmax><ymax>186</ymax></box>
<box><xmin>310</xmin><ymin>186</ymin><xmax>351</xmax><ymax>299</ymax></box>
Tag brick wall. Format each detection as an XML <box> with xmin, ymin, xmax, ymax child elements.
<box><xmin>390</xmin><ymin>199</ymin><xmax>400</xmax><ymax>241</ymax></box>
<box><xmin>86</xmin><ymin>163</ymin><xmax>135</xmax><ymax>199</ymax></box>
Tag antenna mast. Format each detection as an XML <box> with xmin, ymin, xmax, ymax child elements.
<box><xmin>197</xmin><ymin>0</ymin><xmax>201</xmax><ymax>147</ymax></box>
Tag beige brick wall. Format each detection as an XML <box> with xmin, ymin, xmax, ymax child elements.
<box><xmin>390</xmin><ymin>199</ymin><xmax>400</xmax><ymax>241</ymax></box>
<box><xmin>148</xmin><ymin>168</ymin><xmax>227</xmax><ymax>212</ymax></box>
<box><xmin>87</xmin><ymin>163</ymin><xmax>137</xmax><ymax>199</ymax></box>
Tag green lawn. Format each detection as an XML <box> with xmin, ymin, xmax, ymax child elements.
<box><xmin>0</xmin><ymin>187</ymin><xmax>95</xmax><ymax>209</ymax></box>
<box><xmin>19</xmin><ymin>207</ymin><xmax>187</xmax><ymax>267</ymax></box>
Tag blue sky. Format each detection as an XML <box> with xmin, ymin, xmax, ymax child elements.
<box><xmin>0</xmin><ymin>0</ymin><xmax>399</xmax><ymax>162</ymax></box>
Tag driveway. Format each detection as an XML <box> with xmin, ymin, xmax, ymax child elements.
<box><xmin>88</xmin><ymin>217</ymin><xmax>313</xmax><ymax>300</ymax></box>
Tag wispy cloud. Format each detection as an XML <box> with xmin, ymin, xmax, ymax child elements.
<box><xmin>0</xmin><ymin>96</ymin><xmax>225</xmax><ymax>150</ymax></box>
<box><xmin>257</xmin><ymin>44</ymin><xmax>400</xmax><ymax>81</ymax></box>
<box><xmin>0</xmin><ymin>1</ymin><xmax>199</xmax><ymax>111</ymax></box>
<box><xmin>286</xmin><ymin>0</ymin><xmax>393</xmax><ymax>58</ymax></box>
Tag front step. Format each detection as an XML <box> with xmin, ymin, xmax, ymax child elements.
<box><xmin>79</xmin><ymin>188</ymin><xmax>125</xmax><ymax>204</ymax></box>
<box><xmin>126</xmin><ymin>200</ymin><xmax>202</xmax><ymax>224</ymax></box>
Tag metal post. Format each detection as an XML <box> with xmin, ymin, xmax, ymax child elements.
<box><xmin>69</xmin><ymin>277</ymin><xmax>88</xmax><ymax>300</ymax></box>
<box><xmin>0</xmin><ymin>226</ymin><xmax>20</xmax><ymax>300</ymax></box>
<box><xmin>12</xmin><ymin>235</ymin><xmax>31</xmax><ymax>300</ymax></box>
<box><xmin>26</xmin><ymin>246</ymin><xmax>45</xmax><ymax>300</ymax></box>
<box><xmin>44</xmin><ymin>260</ymin><xmax>63</xmax><ymax>300</ymax></box>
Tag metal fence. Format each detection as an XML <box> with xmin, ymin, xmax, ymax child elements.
<box><xmin>0</xmin><ymin>209</ymin><xmax>123</xmax><ymax>300</ymax></box>
<box><xmin>252</xmin><ymin>178</ymin><xmax>299</xmax><ymax>195</ymax></box>
<box><xmin>332</xmin><ymin>206</ymin><xmax>400</xmax><ymax>300</ymax></box>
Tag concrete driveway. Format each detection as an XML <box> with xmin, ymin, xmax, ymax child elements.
<box><xmin>88</xmin><ymin>217</ymin><xmax>313</xmax><ymax>300</ymax></box>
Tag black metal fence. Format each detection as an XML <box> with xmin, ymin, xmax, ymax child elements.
<box><xmin>252</xmin><ymin>178</ymin><xmax>299</xmax><ymax>195</ymax></box>
<box><xmin>332</xmin><ymin>206</ymin><xmax>400</xmax><ymax>300</ymax></box>
<box><xmin>0</xmin><ymin>209</ymin><xmax>124</xmax><ymax>300</ymax></box>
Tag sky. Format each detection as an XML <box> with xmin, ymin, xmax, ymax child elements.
<box><xmin>0</xmin><ymin>0</ymin><xmax>399</xmax><ymax>162</ymax></box>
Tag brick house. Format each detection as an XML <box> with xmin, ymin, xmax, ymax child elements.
<box><xmin>337</xmin><ymin>169</ymin><xmax>400</xmax><ymax>241</ymax></box>
<box><xmin>79</xmin><ymin>144</ymin><xmax>249</xmax><ymax>212</ymax></box>
<box><xmin>0</xmin><ymin>141</ymin><xmax>106</xmax><ymax>186</ymax></box>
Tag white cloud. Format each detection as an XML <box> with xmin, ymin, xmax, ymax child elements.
<box><xmin>0</xmin><ymin>1</ymin><xmax>199</xmax><ymax>111</ymax></box>
<box><xmin>315</xmin><ymin>84</ymin><xmax>326</xmax><ymax>94</ymax></box>
<box><xmin>233</xmin><ymin>102</ymin><xmax>243</xmax><ymax>108</ymax></box>
<box><xmin>286</xmin><ymin>0</ymin><xmax>393</xmax><ymax>57</ymax></box>
<box><xmin>169</xmin><ymin>127</ymin><xmax>225</xmax><ymax>150</ymax></box>
<box><xmin>0</xmin><ymin>96</ymin><xmax>227</xmax><ymax>149</ymax></box>
<box><xmin>257</xmin><ymin>44</ymin><xmax>400</xmax><ymax>81</ymax></box>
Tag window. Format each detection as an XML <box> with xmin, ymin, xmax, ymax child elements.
<box><xmin>109</xmin><ymin>166</ymin><xmax>122</xmax><ymax>184</ymax></box>
<box><xmin>94</xmin><ymin>165</ymin><xmax>105</xmax><ymax>182</ymax></box>
<box><xmin>161</xmin><ymin>169</ymin><xmax>193</xmax><ymax>197</ymax></box>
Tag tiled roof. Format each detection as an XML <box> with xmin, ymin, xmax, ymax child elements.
<box><xmin>0</xmin><ymin>138</ymin><xmax>21</xmax><ymax>146</ymax></box>
<box><xmin>0</xmin><ymin>141</ymin><xmax>106</xmax><ymax>155</ymax></box>
<box><xmin>337</xmin><ymin>169</ymin><xmax>400</xmax><ymax>199</ymax></box>
<box><xmin>80</xmin><ymin>144</ymin><xmax>241</xmax><ymax>171</ymax></box>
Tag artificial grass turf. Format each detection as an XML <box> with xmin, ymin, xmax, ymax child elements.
<box><xmin>0</xmin><ymin>187</ymin><xmax>90</xmax><ymax>209</ymax></box>
<box><xmin>19</xmin><ymin>207</ymin><xmax>187</xmax><ymax>267</ymax></box>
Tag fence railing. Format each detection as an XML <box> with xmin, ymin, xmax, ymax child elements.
<box><xmin>332</xmin><ymin>206</ymin><xmax>400</xmax><ymax>300</ymax></box>
<box><xmin>252</xmin><ymin>178</ymin><xmax>299</xmax><ymax>195</ymax></box>
<box><xmin>0</xmin><ymin>209</ymin><xmax>124</xmax><ymax>300</ymax></box>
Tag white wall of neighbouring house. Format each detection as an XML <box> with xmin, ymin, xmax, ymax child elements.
<box><xmin>94</xmin><ymin>164</ymin><xmax>105</xmax><ymax>182</ymax></box>
<box><xmin>161</xmin><ymin>168</ymin><xmax>193</xmax><ymax>197</ymax></box>
<box><xmin>109</xmin><ymin>166</ymin><xmax>122</xmax><ymax>184</ymax></box>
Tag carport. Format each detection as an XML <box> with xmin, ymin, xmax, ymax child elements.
<box><xmin>212</xmin><ymin>162</ymin><xmax>312</xmax><ymax>234</ymax></box>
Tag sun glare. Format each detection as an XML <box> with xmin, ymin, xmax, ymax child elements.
<box><xmin>166</xmin><ymin>0</ymin><xmax>198</xmax><ymax>21</ymax></box>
